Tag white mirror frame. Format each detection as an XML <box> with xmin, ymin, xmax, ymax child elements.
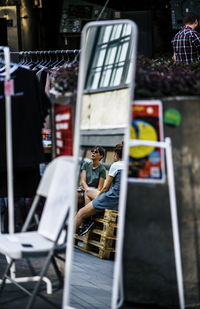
<box><xmin>62</xmin><ymin>19</ymin><xmax>138</xmax><ymax>309</ymax></box>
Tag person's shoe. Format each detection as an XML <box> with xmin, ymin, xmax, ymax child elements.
<box><xmin>78</xmin><ymin>220</ymin><xmax>94</xmax><ymax>236</ymax></box>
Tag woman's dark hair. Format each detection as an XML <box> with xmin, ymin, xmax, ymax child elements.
<box><xmin>114</xmin><ymin>143</ymin><xmax>123</xmax><ymax>159</ymax></box>
<box><xmin>183</xmin><ymin>12</ymin><xmax>199</xmax><ymax>25</ymax></box>
<box><xmin>91</xmin><ymin>146</ymin><xmax>105</xmax><ymax>160</ymax></box>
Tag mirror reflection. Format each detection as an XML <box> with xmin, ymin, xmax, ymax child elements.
<box><xmin>70</xmin><ymin>21</ymin><xmax>136</xmax><ymax>309</ymax></box>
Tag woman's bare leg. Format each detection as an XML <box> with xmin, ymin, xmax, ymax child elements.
<box><xmin>84</xmin><ymin>193</ymin><xmax>91</xmax><ymax>205</ymax></box>
<box><xmin>76</xmin><ymin>202</ymin><xmax>97</xmax><ymax>230</ymax></box>
<box><xmin>87</xmin><ymin>188</ymin><xmax>99</xmax><ymax>200</ymax></box>
<box><xmin>84</xmin><ymin>188</ymin><xmax>99</xmax><ymax>205</ymax></box>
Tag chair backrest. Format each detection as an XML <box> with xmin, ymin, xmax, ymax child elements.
<box><xmin>38</xmin><ymin>156</ymin><xmax>75</xmax><ymax>242</ymax></box>
<box><xmin>36</xmin><ymin>159</ymin><xmax>59</xmax><ymax>197</ymax></box>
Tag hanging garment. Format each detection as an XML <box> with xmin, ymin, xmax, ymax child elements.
<box><xmin>0</xmin><ymin>65</ymin><xmax>51</xmax><ymax>196</ymax></box>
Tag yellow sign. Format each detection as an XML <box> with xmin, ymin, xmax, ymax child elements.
<box><xmin>129</xmin><ymin>120</ymin><xmax>158</xmax><ymax>159</ymax></box>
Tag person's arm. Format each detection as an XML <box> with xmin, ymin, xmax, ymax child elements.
<box><xmin>172</xmin><ymin>52</ymin><xmax>176</xmax><ymax>61</ymax></box>
<box><xmin>80</xmin><ymin>169</ymin><xmax>89</xmax><ymax>191</ymax></box>
<box><xmin>96</xmin><ymin>175</ymin><xmax>113</xmax><ymax>198</ymax></box>
<box><xmin>192</xmin><ymin>32</ymin><xmax>200</xmax><ymax>48</ymax></box>
<box><xmin>97</xmin><ymin>177</ymin><xmax>105</xmax><ymax>191</ymax></box>
<box><xmin>97</xmin><ymin>166</ymin><xmax>106</xmax><ymax>191</ymax></box>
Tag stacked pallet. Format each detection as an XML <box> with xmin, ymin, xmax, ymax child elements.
<box><xmin>74</xmin><ymin>209</ymin><xmax>118</xmax><ymax>259</ymax></box>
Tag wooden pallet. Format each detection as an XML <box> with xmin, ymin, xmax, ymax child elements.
<box><xmin>92</xmin><ymin>220</ymin><xmax>117</xmax><ymax>237</ymax></box>
<box><xmin>75</xmin><ymin>229</ymin><xmax>116</xmax><ymax>248</ymax></box>
<box><xmin>74</xmin><ymin>209</ymin><xmax>118</xmax><ymax>259</ymax></box>
<box><xmin>95</xmin><ymin>209</ymin><xmax>118</xmax><ymax>224</ymax></box>
<box><xmin>74</xmin><ymin>236</ymin><xmax>115</xmax><ymax>260</ymax></box>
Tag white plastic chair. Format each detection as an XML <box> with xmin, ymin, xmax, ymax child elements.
<box><xmin>0</xmin><ymin>155</ymin><xmax>76</xmax><ymax>309</ymax></box>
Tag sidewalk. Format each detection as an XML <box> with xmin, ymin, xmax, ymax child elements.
<box><xmin>0</xmin><ymin>248</ymin><xmax>114</xmax><ymax>309</ymax></box>
<box><xmin>70</xmin><ymin>249</ymin><xmax>114</xmax><ymax>309</ymax></box>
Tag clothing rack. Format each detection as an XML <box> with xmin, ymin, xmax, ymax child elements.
<box><xmin>0</xmin><ymin>49</ymin><xmax>81</xmax><ymax>56</ymax></box>
<box><xmin>0</xmin><ymin>49</ymin><xmax>81</xmax><ymax>66</ymax></box>
<box><xmin>0</xmin><ymin>48</ymin><xmax>80</xmax><ymax>223</ymax></box>
<box><xmin>9</xmin><ymin>49</ymin><xmax>80</xmax><ymax>54</ymax></box>
<box><xmin>0</xmin><ymin>47</ymin><xmax>79</xmax><ymax>307</ymax></box>
<box><xmin>0</xmin><ymin>46</ymin><xmax>54</xmax><ymax>294</ymax></box>
<box><xmin>5</xmin><ymin>49</ymin><xmax>80</xmax><ymax>159</ymax></box>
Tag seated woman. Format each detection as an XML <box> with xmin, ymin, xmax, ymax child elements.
<box><xmin>76</xmin><ymin>143</ymin><xmax>124</xmax><ymax>235</ymax></box>
<box><xmin>77</xmin><ymin>146</ymin><xmax>106</xmax><ymax>208</ymax></box>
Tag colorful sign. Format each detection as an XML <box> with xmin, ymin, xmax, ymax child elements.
<box><xmin>42</xmin><ymin>128</ymin><xmax>52</xmax><ymax>148</ymax></box>
<box><xmin>54</xmin><ymin>104</ymin><xmax>73</xmax><ymax>156</ymax></box>
<box><xmin>128</xmin><ymin>100</ymin><xmax>165</xmax><ymax>183</ymax></box>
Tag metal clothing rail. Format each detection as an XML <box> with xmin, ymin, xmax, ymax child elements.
<box><xmin>0</xmin><ymin>49</ymin><xmax>81</xmax><ymax>55</ymax></box>
<box><xmin>0</xmin><ymin>46</ymin><xmax>53</xmax><ymax>295</ymax></box>
<box><xmin>0</xmin><ymin>48</ymin><xmax>80</xmax><ymax>232</ymax></box>
<box><xmin>0</xmin><ymin>49</ymin><xmax>81</xmax><ymax>65</ymax></box>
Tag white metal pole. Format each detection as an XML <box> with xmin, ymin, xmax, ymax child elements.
<box><xmin>111</xmin><ymin>18</ymin><xmax>138</xmax><ymax>308</ymax></box>
<box><xmin>3</xmin><ymin>46</ymin><xmax>15</xmax><ymax>235</ymax></box>
<box><xmin>62</xmin><ymin>158</ymin><xmax>76</xmax><ymax>309</ymax></box>
<box><xmin>62</xmin><ymin>24</ymin><xmax>85</xmax><ymax>308</ymax></box>
<box><xmin>165</xmin><ymin>137</ymin><xmax>185</xmax><ymax>309</ymax></box>
<box><xmin>2</xmin><ymin>46</ymin><xmax>16</xmax><ymax>280</ymax></box>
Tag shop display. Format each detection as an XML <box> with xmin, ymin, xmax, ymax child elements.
<box><xmin>129</xmin><ymin>100</ymin><xmax>165</xmax><ymax>183</ymax></box>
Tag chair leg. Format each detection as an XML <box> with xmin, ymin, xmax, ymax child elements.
<box><xmin>0</xmin><ymin>259</ymin><xmax>14</xmax><ymax>293</ymax></box>
<box><xmin>51</xmin><ymin>257</ymin><xmax>63</xmax><ymax>287</ymax></box>
<box><xmin>25</xmin><ymin>252</ymin><xmax>53</xmax><ymax>309</ymax></box>
<box><xmin>26</xmin><ymin>258</ymin><xmax>37</xmax><ymax>276</ymax></box>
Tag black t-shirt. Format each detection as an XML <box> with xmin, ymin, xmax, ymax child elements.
<box><xmin>0</xmin><ymin>65</ymin><xmax>50</xmax><ymax>170</ymax></box>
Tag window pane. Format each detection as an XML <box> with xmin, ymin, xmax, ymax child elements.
<box><xmin>102</xmin><ymin>26</ymin><xmax>112</xmax><ymax>43</ymax></box>
<box><xmin>111</xmin><ymin>24</ymin><xmax>123</xmax><ymax>40</ymax></box>
<box><xmin>111</xmin><ymin>67</ymin><xmax>123</xmax><ymax>86</ymax></box>
<box><xmin>119</xmin><ymin>42</ymin><xmax>129</xmax><ymax>62</ymax></box>
<box><xmin>96</xmin><ymin>49</ymin><xmax>106</xmax><ymax>66</ymax></box>
<box><xmin>91</xmin><ymin>71</ymin><xmax>101</xmax><ymax>89</ymax></box>
<box><xmin>105</xmin><ymin>46</ymin><xmax>117</xmax><ymax>64</ymax></box>
<box><xmin>100</xmin><ymin>68</ymin><xmax>112</xmax><ymax>87</ymax></box>
<box><xmin>122</xmin><ymin>24</ymin><xmax>131</xmax><ymax>36</ymax></box>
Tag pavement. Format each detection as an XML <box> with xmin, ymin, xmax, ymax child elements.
<box><xmin>0</xmin><ymin>248</ymin><xmax>114</xmax><ymax>309</ymax></box>
<box><xmin>0</xmin><ymin>248</ymin><xmax>180</xmax><ymax>309</ymax></box>
<box><xmin>70</xmin><ymin>249</ymin><xmax>114</xmax><ymax>309</ymax></box>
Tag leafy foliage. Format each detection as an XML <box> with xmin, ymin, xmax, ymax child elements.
<box><xmin>135</xmin><ymin>56</ymin><xmax>200</xmax><ymax>99</ymax></box>
<box><xmin>49</xmin><ymin>62</ymin><xmax>79</xmax><ymax>103</ymax></box>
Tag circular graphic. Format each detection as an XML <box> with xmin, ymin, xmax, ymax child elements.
<box><xmin>146</xmin><ymin>107</ymin><xmax>154</xmax><ymax>114</ymax></box>
<box><xmin>129</xmin><ymin>120</ymin><xmax>158</xmax><ymax>159</ymax></box>
<box><xmin>164</xmin><ymin>108</ymin><xmax>181</xmax><ymax>126</ymax></box>
<box><xmin>148</xmin><ymin>150</ymin><xmax>160</xmax><ymax>164</ymax></box>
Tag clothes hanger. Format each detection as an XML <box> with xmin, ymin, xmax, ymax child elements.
<box><xmin>70</xmin><ymin>49</ymin><xmax>80</xmax><ymax>64</ymax></box>
<box><xmin>40</xmin><ymin>51</ymin><xmax>49</xmax><ymax>67</ymax></box>
<box><xmin>43</xmin><ymin>51</ymin><xmax>53</xmax><ymax>67</ymax></box>
<box><xmin>18</xmin><ymin>51</ymin><xmax>26</xmax><ymax>65</ymax></box>
<box><xmin>49</xmin><ymin>50</ymin><xmax>60</xmax><ymax>68</ymax></box>
<box><xmin>38</xmin><ymin>51</ymin><xmax>45</xmax><ymax>65</ymax></box>
<box><xmin>55</xmin><ymin>50</ymin><xmax>66</xmax><ymax>67</ymax></box>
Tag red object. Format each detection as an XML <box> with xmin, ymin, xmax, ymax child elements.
<box><xmin>54</xmin><ymin>104</ymin><xmax>73</xmax><ymax>156</ymax></box>
<box><xmin>4</xmin><ymin>79</ymin><xmax>14</xmax><ymax>96</ymax></box>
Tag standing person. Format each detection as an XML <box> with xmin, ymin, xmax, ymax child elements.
<box><xmin>76</xmin><ymin>143</ymin><xmax>124</xmax><ymax>236</ymax></box>
<box><xmin>77</xmin><ymin>146</ymin><xmax>106</xmax><ymax>208</ymax></box>
<box><xmin>171</xmin><ymin>12</ymin><xmax>200</xmax><ymax>63</ymax></box>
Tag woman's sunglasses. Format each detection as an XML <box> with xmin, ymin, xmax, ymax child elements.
<box><xmin>91</xmin><ymin>150</ymin><xmax>99</xmax><ymax>154</ymax></box>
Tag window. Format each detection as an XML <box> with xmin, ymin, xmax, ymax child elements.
<box><xmin>85</xmin><ymin>24</ymin><xmax>132</xmax><ymax>91</ymax></box>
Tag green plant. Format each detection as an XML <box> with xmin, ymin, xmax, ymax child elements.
<box><xmin>135</xmin><ymin>56</ymin><xmax>200</xmax><ymax>99</ymax></box>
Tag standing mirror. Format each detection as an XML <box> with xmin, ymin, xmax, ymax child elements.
<box><xmin>63</xmin><ymin>19</ymin><xmax>137</xmax><ymax>309</ymax></box>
